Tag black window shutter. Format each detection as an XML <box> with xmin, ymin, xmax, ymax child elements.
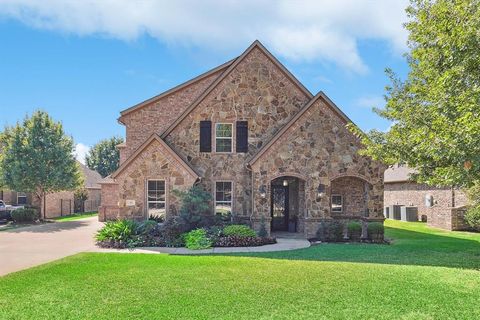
<box><xmin>199</xmin><ymin>121</ymin><xmax>212</xmax><ymax>152</ymax></box>
<box><xmin>236</xmin><ymin>121</ymin><xmax>248</xmax><ymax>153</ymax></box>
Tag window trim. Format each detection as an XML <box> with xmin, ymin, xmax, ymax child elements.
<box><xmin>17</xmin><ymin>192</ymin><xmax>27</xmax><ymax>205</ymax></box>
<box><xmin>331</xmin><ymin>194</ymin><xmax>343</xmax><ymax>213</ymax></box>
<box><xmin>146</xmin><ymin>179</ymin><xmax>167</xmax><ymax>218</ymax></box>
<box><xmin>214</xmin><ymin>180</ymin><xmax>234</xmax><ymax>215</ymax></box>
<box><xmin>214</xmin><ymin>123</ymin><xmax>234</xmax><ymax>153</ymax></box>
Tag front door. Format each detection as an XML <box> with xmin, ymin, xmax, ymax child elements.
<box><xmin>271</xmin><ymin>185</ymin><xmax>289</xmax><ymax>231</ymax></box>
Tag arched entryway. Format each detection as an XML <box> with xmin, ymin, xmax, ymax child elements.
<box><xmin>329</xmin><ymin>175</ymin><xmax>372</xmax><ymax>216</ymax></box>
<box><xmin>270</xmin><ymin>176</ymin><xmax>306</xmax><ymax>232</ymax></box>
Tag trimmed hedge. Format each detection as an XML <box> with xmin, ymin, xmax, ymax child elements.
<box><xmin>347</xmin><ymin>221</ymin><xmax>362</xmax><ymax>241</ymax></box>
<box><xmin>11</xmin><ymin>208</ymin><xmax>38</xmax><ymax>223</ymax></box>
<box><xmin>223</xmin><ymin>224</ymin><xmax>256</xmax><ymax>238</ymax></box>
<box><xmin>184</xmin><ymin>229</ymin><xmax>212</xmax><ymax>250</ymax></box>
<box><xmin>214</xmin><ymin>236</ymin><xmax>276</xmax><ymax>247</ymax></box>
<box><xmin>367</xmin><ymin>222</ymin><xmax>384</xmax><ymax>242</ymax></box>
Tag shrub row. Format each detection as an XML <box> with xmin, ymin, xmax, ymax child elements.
<box><xmin>96</xmin><ymin>220</ymin><xmax>276</xmax><ymax>250</ymax></box>
<box><xmin>315</xmin><ymin>220</ymin><xmax>384</xmax><ymax>242</ymax></box>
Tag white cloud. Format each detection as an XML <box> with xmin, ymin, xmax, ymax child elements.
<box><xmin>355</xmin><ymin>95</ymin><xmax>385</xmax><ymax>109</ymax></box>
<box><xmin>0</xmin><ymin>0</ymin><xmax>409</xmax><ymax>73</ymax></box>
<box><xmin>74</xmin><ymin>143</ymin><xmax>90</xmax><ymax>164</ymax></box>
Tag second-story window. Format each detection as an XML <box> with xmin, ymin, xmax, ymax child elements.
<box><xmin>215</xmin><ymin>123</ymin><xmax>233</xmax><ymax>153</ymax></box>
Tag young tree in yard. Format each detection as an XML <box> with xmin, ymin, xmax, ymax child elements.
<box><xmin>86</xmin><ymin>137</ymin><xmax>123</xmax><ymax>178</ymax></box>
<box><xmin>350</xmin><ymin>0</ymin><xmax>480</xmax><ymax>188</ymax></box>
<box><xmin>0</xmin><ymin>110</ymin><xmax>83</xmax><ymax>219</ymax></box>
<box><xmin>74</xmin><ymin>187</ymin><xmax>89</xmax><ymax>213</ymax></box>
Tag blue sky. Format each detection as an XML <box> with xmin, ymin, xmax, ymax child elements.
<box><xmin>0</xmin><ymin>0</ymin><xmax>409</xmax><ymax>163</ymax></box>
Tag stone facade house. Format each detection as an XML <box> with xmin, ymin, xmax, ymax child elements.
<box><xmin>99</xmin><ymin>41</ymin><xmax>386</xmax><ymax>238</ymax></box>
<box><xmin>0</xmin><ymin>162</ymin><xmax>103</xmax><ymax>218</ymax></box>
<box><xmin>384</xmin><ymin>165</ymin><xmax>468</xmax><ymax>230</ymax></box>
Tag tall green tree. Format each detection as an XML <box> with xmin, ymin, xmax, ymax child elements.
<box><xmin>0</xmin><ymin>110</ymin><xmax>83</xmax><ymax>219</ymax></box>
<box><xmin>86</xmin><ymin>137</ymin><xmax>124</xmax><ymax>177</ymax></box>
<box><xmin>351</xmin><ymin>0</ymin><xmax>480</xmax><ymax>188</ymax></box>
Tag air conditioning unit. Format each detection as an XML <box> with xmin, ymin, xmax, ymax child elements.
<box><xmin>400</xmin><ymin>206</ymin><xmax>418</xmax><ymax>222</ymax></box>
<box><xmin>389</xmin><ymin>205</ymin><xmax>402</xmax><ymax>220</ymax></box>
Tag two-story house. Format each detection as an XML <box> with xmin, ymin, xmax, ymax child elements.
<box><xmin>99</xmin><ymin>41</ymin><xmax>385</xmax><ymax>238</ymax></box>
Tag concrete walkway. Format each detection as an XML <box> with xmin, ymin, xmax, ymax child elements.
<box><xmin>0</xmin><ymin>217</ymin><xmax>102</xmax><ymax>276</ymax></box>
<box><xmin>89</xmin><ymin>238</ymin><xmax>310</xmax><ymax>255</ymax></box>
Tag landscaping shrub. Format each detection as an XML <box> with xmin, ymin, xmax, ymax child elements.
<box><xmin>184</xmin><ymin>228</ymin><xmax>212</xmax><ymax>250</ymax></box>
<box><xmin>214</xmin><ymin>236</ymin><xmax>276</xmax><ymax>247</ymax></box>
<box><xmin>320</xmin><ymin>220</ymin><xmax>344</xmax><ymax>242</ymax></box>
<box><xmin>95</xmin><ymin>220</ymin><xmax>140</xmax><ymax>248</ymax></box>
<box><xmin>135</xmin><ymin>220</ymin><xmax>158</xmax><ymax>235</ymax></box>
<box><xmin>465</xmin><ymin>206</ymin><xmax>480</xmax><ymax>231</ymax></box>
<box><xmin>173</xmin><ymin>186</ymin><xmax>214</xmax><ymax>230</ymax></box>
<box><xmin>159</xmin><ymin>216</ymin><xmax>189</xmax><ymax>247</ymax></box>
<box><xmin>10</xmin><ymin>208</ymin><xmax>38</xmax><ymax>223</ymax></box>
<box><xmin>347</xmin><ymin>221</ymin><xmax>362</xmax><ymax>241</ymax></box>
<box><xmin>367</xmin><ymin>222</ymin><xmax>384</xmax><ymax>242</ymax></box>
<box><xmin>223</xmin><ymin>224</ymin><xmax>256</xmax><ymax>238</ymax></box>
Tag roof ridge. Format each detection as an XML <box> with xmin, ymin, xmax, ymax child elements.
<box><xmin>119</xmin><ymin>58</ymin><xmax>236</xmax><ymax>119</ymax></box>
<box><xmin>248</xmin><ymin>91</ymin><xmax>356</xmax><ymax>166</ymax></box>
<box><xmin>110</xmin><ymin>134</ymin><xmax>199</xmax><ymax>179</ymax></box>
<box><xmin>160</xmin><ymin>40</ymin><xmax>313</xmax><ymax>139</ymax></box>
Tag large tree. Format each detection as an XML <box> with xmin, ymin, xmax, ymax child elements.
<box><xmin>352</xmin><ymin>0</ymin><xmax>480</xmax><ymax>188</ymax></box>
<box><xmin>86</xmin><ymin>136</ymin><xmax>124</xmax><ymax>178</ymax></box>
<box><xmin>0</xmin><ymin>110</ymin><xmax>83</xmax><ymax>219</ymax></box>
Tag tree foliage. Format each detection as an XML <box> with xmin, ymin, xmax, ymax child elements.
<box><xmin>85</xmin><ymin>136</ymin><xmax>124</xmax><ymax>177</ymax></box>
<box><xmin>0</xmin><ymin>110</ymin><xmax>83</xmax><ymax>218</ymax></box>
<box><xmin>351</xmin><ymin>0</ymin><xmax>480</xmax><ymax>187</ymax></box>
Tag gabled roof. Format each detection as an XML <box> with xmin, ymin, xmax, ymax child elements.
<box><xmin>248</xmin><ymin>91</ymin><xmax>355</xmax><ymax>166</ymax></box>
<box><xmin>118</xmin><ymin>58</ymin><xmax>235</xmax><ymax>121</ymax></box>
<box><xmin>384</xmin><ymin>164</ymin><xmax>417</xmax><ymax>183</ymax></box>
<box><xmin>160</xmin><ymin>40</ymin><xmax>314</xmax><ymax>139</ymax></box>
<box><xmin>110</xmin><ymin>134</ymin><xmax>199</xmax><ymax>180</ymax></box>
<box><xmin>78</xmin><ymin>162</ymin><xmax>103</xmax><ymax>189</ymax></box>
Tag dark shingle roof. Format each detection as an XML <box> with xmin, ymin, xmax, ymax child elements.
<box><xmin>78</xmin><ymin>162</ymin><xmax>103</xmax><ymax>189</ymax></box>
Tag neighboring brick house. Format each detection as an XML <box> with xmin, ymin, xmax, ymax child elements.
<box><xmin>99</xmin><ymin>41</ymin><xmax>386</xmax><ymax>238</ymax></box>
<box><xmin>384</xmin><ymin>165</ymin><xmax>468</xmax><ymax>231</ymax></box>
<box><xmin>0</xmin><ymin>162</ymin><xmax>103</xmax><ymax>218</ymax></box>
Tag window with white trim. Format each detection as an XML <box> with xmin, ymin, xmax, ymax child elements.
<box><xmin>215</xmin><ymin>123</ymin><xmax>233</xmax><ymax>153</ymax></box>
<box><xmin>215</xmin><ymin>181</ymin><xmax>232</xmax><ymax>216</ymax></box>
<box><xmin>331</xmin><ymin>194</ymin><xmax>343</xmax><ymax>213</ymax></box>
<box><xmin>17</xmin><ymin>192</ymin><xmax>27</xmax><ymax>205</ymax></box>
<box><xmin>147</xmin><ymin>180</ymin><xmax>166</xmax><ymax>219</ymax></box>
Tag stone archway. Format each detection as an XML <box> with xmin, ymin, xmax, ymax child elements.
<box><xmin>329</xmin><ymin>175</ymin><xmax>372</xmax><ymax>217</ymax></box>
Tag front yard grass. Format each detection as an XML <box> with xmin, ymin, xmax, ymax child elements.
<box><xmin>0</xmin><ymin>220</ymin><xmax>478</xmax><ymax>319</ymax></box>
<box><xmin>52</xmin><ymin>211</ymin><xmax>97</xmax><ymax>222</ymax></box>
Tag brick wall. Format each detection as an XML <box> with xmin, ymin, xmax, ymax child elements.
<box><xmin>384</xmin><ymin>182</ymin><xmax>468</xmax><ymax>230</ymax></box>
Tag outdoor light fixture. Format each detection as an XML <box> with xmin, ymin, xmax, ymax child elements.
<box><xmin>283</xmin><ymin>179</ymin><xmax>289</xmax><ymax>187</ymax></box>
<box><xmin>259</xmin><ymin>185</ymin><xmax>267</xmax><ymax>198</ymax></box>
<box><xmin>317</xmin><ymin>184</ymin><xmax>326</xmax><ymax>198</ymax></box>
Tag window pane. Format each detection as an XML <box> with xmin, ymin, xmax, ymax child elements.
<box><xmin>216</xmin><ymin>138</ymin><xmax>232</xmax><ymax>152</ymax></box>
<box><xmin>215</xmin><ymin>182</ymin><xmax>232</xmax><ymax>215</ymax></box>
<box><xmin>215</xmin><ymin>202</ymin><xmax>231</xmax><ymax>216</ymax></box>
<box><xmin>148</xmin><ymin>202</ymin><xmax>166</xmax><ymax>217</ymax></box>
<box><xmin>331</xmin><ymin>195</ymin><xmax>342</xmax><ymax>212</ymax></box>
<box><xmin>216</xmin><ymin>124</ymin><xmax>232</xmax><ymax>138</ymax></box>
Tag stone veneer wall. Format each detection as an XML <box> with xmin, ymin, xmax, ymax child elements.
<box><xmin>119</xmin><ymin>69</ymin><xmax>226</xmax><ymax>159</ymax></box>
<box><xmin>384</xmin><ymin>182</ymin><xmax>468</xmax><ymax>230</ymax></box>
<box><xmin>107</xmin><ymin>139</ymin><xmax>197</xmax><ymax>221</ymax></box>
<box><xmin>165</xmin><ymin>47</ymin><xmax>311</xmax><ymax>218</ymax></box>
<box><xmin>251</xmin><ymin>98</ymin><xmax>385</xmax><ymax>238</ymax></box>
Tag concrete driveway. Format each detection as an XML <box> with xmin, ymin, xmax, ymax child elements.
<box><xmin>0</xmin><ymin>217</ymin><xmax>103</xmax><ymax>276</ymax></box>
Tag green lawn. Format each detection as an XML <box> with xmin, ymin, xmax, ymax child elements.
<box><xmin>52</xmin><ymin>211</ymin><xmax>98</xmax><ymax>222</ymax></box>
<box><xmin>0</xmin><ymin>221</ymin><xmax>479</xmax><ymax>319</ymax></box>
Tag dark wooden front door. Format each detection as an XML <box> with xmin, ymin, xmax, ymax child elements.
<box><xmin>271</xmin><ymin>185</ymin><xmax>289</xmax><ymax>231</ymax></box>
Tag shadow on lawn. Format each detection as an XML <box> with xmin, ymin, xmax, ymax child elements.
<box><xmin>216</xmin><ymin>225</ymin><xmax>480</xmax><ymax>270</ymax></box>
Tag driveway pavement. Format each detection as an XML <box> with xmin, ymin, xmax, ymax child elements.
<box><xmin>0</xmin><ymin>217</ymin><xmax>102</xmax><ymax>276</ymax></box>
